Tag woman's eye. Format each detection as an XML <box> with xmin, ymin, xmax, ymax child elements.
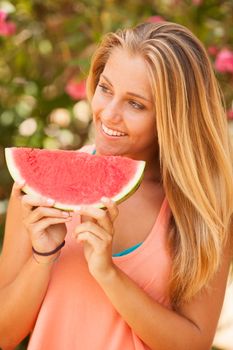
<box><xmin>129</xmin><ymin>100</ymin><xmax>145</xmax><ymax>110</ymax></box>
<box><xmin>98</xmin><ymin>84</ymin><xmax>111</xmax><ymax>94</ymax></box>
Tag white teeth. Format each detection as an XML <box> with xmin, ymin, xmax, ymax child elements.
<box><xmin>101</xmin><ymin>123</ymin><xmax>126</xmax><ymax>137</ymax></box>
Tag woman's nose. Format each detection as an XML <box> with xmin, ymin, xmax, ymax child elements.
<box><xmin>101</xmin><ymin>99</ymin><xmax>122</xmax><ymax>123</ymax></box>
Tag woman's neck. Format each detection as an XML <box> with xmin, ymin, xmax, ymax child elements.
<box><xmin>143</xmin><ymin>152</ymin><xmax>162</xmax><ymax>184</ymax></box>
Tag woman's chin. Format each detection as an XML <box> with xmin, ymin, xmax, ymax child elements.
<box><xmin>95</xmin><ymin>146</ymin><xmax>119</xmax><ymax>156</ymax></box>
<box><xmin>94</xmin><ymin>141</ymin><xmax>124</xmax><ymax>156</ymax></box>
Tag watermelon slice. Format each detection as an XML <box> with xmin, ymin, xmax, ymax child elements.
<box><xmin>5</xmin><ymin>147</ymin><xmax>146</xmax><ymax>210</ymax></box>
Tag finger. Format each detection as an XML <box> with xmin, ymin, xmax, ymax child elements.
<box><xmin>11</xmin><ymin>181</ymin><xmax>25</xmax><ymax>197</ymax></box>
<box><xmin>77</xmin><ymin>231</ymin><xmax>107</xmax><ymax>254</ymax></box>
<box><xmin>28</xmin><ymin>216</ymin><xmax>72</xmax><ymax>235</ymax></box>
<box><xmin>80</xmin><ymin>214</ymin><xmax>95</xmax><ymax>224</ymax></box>
<box><xmin>26</xmin><ymin>206</ymin><xmax>71</xmax><ymax>225</ymax></box>
<box><xmin>22</xmin><ymin>194</ymin><xmax>55</xmax><ymax>211</ymax></box>
<box><xmin>74</xmin><ymin>222</ymin><xmax>112</xmax><ymax>243</ymax></box>
<box><xmin>77</xmin><ymin>206</ymin><xmax>113</xmax><ymax>233</ymax></box>
<box><xmin>101</xmin><ymin>197</ymin><xmax>119</xmax><ymax>222</ymax></box>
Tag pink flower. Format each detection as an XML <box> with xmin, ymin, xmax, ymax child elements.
<box><xmin>65</xmin><ymin>79</ymin><xmax>86</xmax><ymax>100</ymax></box>
<box><xmin>147</xmin><ymin>16</ymin><xmax>165</xmax><ymax>23</ymax></box>
<box><xmin>0</xmin><ymin>10</ymin><xmax>16</xmax><ymax>37</ymax></box>
<box><xmin>208</xmin><ymin>46</ymin><xmax>218</xmax><ymax>56</ymax></box>
<box><xmin>0</xmin><ymin>10</ymin><xmax>7</xmax><ymax>21</ymax></box>
<box><xmin>192</xmin><ymin>0</ymin><xmax>203</xmax><ymax>5</ymax></box>
<box><xmin>227</xmin><ymin>109</ymin><xmax>233</xmax><ymax>119</ymax></box>
<box><xmin>215</xmin><ymin>49</ymin><xmax>233</xmax><ymax>74</ymax></box>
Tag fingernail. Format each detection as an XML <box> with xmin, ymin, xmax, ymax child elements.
<box><xmin>47</xmin><ymin>198</ymin><xmax>54</xmax><ymax>205</ymax></box>
<box><xmin>74</xmin><ymin>206</ymin><xmax>81</xmax><ymax>211</ymax></box>
<box><xmin>16</xmin><ymin>180</ymin><xmax>25</xmax><ymax>187</ymax></box>
<box><xmin>62</xmin><ymin>211</ymin><xmax>69</xmax><ymax>217</ymax></box>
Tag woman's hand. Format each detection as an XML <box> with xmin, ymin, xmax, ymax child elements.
<box><xmin>14</xmin><ymin>182</ymin><xmax>72</xmax><ymax>261</ymax></box>
<box><xmin>73</xmin><ymin>198</ymin><xmax>119</xmax><ymax>281</ymax></box>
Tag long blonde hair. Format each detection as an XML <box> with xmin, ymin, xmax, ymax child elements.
<box><xmin>87</xmin><ymin>22</ymin><xmax>233</xmax><ymax>305</ymax></box>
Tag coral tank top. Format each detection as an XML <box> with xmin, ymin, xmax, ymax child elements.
<box><xmin>27</xmin><ymin>146</ymin><xmax>172</xmax><ymax>350</ymax></box>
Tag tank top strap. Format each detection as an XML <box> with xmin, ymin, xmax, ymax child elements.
<box><xmin>149</xmin><ymin>197</ymin><xmax>171</xmax><ymax>246</ymax></box>
<box><xmin>135</xmin><ymin>196</ymin><xmax>171</xmax><ymax>254</ymax></box>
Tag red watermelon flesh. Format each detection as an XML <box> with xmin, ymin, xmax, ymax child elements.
<box><xmin>5</xmin><ymin>147</ymin><xmax>146</xmax><ymax>210</ymax></box>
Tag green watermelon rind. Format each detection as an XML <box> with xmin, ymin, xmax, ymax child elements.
<box><xmin>5</xmin><ymin>147</ymin><xmax>146</xmax><ymax>210</ymax></box>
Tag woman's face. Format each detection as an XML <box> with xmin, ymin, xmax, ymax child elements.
<box><xmin>91</xmin><ymin>47</ymin><xmax>158</xmax><ymax>162</ymax></box>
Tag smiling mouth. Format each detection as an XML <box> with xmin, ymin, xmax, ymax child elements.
<box><xmin>101</xmin><ymin>123</ymin><xmax>127</xmax><ymax>137</ymax></box>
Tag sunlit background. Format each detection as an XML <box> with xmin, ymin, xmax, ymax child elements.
<box><xmin>0</xmin><ymin>1</ymin><xmax>232</xmax><ymax>349</ymax></box>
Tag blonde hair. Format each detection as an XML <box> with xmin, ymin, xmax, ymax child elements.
<box><xmin>87</xmin><ymin>22</ymin><xmax>233</xmax><ymax>305</ymax></box>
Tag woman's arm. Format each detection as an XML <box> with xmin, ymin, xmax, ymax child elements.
<box><xmin>74</xmin><ymin>199</ymin><xmax>232</xmax><ymax>350</ymax></box>
<box><xmin>0</xmin><ymin>184</ymin><xmax>70</xmax><ymax>349</ymax></box>
<box><xmin>0</xmin><ymin>256</ymin><xmax>55</xmax><ymax>350</ymax></box>
<box><xmin>96</xmin><ymin>248</ymin><xmax>231</xmax><ymax>350</ymax></box>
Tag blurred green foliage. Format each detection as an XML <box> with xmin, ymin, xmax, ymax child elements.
<box><xmin>0</xmin><ymin>0</ymin><xmax>233</xmax><ymax>349</ymax></box>
<box><xmin>0</xmin><ymin>0</ymin><xmax>233</xmax><ymax>198</ymax></box>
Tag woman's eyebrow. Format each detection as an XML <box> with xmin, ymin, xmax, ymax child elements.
<box><xmin>100</xmin><ymin>74</ymin><xmax>151</xmax><ymax>102</ymax></box>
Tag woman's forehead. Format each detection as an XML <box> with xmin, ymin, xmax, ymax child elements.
<box><xmin>101</xmin><ymin>48</ymin><xmax>153</xmax><ymax>97</ymax></box>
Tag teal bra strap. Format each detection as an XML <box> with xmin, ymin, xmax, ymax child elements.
<box><xmin>112</xmin><ymin>242</ymin><xmax>143</xmax><ymax>257</ymax></box>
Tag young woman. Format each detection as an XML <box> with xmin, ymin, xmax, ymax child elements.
<box><xmin>0</xmin><ymin>22</ymin><xmax>232</xmax><ymax>350</ymax></box>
